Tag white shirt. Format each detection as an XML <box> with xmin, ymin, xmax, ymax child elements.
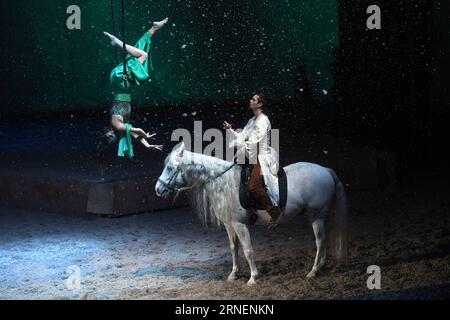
<box><xmin>229</xmin><ymin>113</ymin><xmax>280</xmax><ymax>206</ymax></box>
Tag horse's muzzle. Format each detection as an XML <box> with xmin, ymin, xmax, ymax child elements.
<box><xmin>155</xmin><ymin>183</ymin><xmax>166</xmax><ymax>198</ymax></box>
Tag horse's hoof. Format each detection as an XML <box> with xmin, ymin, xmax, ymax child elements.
<box><xmin>227</xmin><ymin>273</ymin><xmax>237</xmax><ymax>282</ymax></box>
<box><xmin>247</xmin><ymin>278</ymin><xmax>257</xmax><ymax>286</ymax></box>
<box><xmin>306</xmin><ymin>271</ymin><xmax>317</xmax><ymax>278</ymax></box>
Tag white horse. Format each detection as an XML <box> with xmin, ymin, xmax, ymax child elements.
<box><xmin>155</xmin><ymin>142</ymin><xmax>348</xmax><ymax>285</ymax></box>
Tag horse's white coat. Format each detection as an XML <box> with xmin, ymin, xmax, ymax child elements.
<box><xmin>156</xmin><ymin>143</ymin><xmax>348</xmax><ymax>285</ymax></box>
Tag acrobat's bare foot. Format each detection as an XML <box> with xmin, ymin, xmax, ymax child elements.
<box><xmin>103</xmin><ymin>31</ymin><xmax>122</xmax><ymax>47</ymax></box>
<box><xmin>150</xmin><ymin>17</ymin><xmax>169</xmax><ymax>36</ymax></box>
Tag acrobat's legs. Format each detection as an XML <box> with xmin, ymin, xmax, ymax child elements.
<box><xmin>104</xmin><ymin>18</ymin><xmax>168</xmax><ymax>65</ymax></box>
<box><xmin>104</xmin><ymin>32</ymin><xmax>148</xmax><ymax>65</ymax></box>
<box><xmin>149</xmin><ymin>17</ymin><xmax>169</xmax><ymax>36</ymax></box>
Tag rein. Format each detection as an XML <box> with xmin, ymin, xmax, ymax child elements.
<box><xmin>159</xmin><ymin>160</ymin><xmax>236</xmax><ymax>202</ymax></box>
<box><xmin>209</xmin><ymin>162</ymin><xmax>236</xmax><ymax>181</ymax></box>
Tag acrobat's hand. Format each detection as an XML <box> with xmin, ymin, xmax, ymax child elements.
<box><xmin>147</xmin><ymin>132</ymin><xmax>157</xmax><ymax>140</ymax></box>
<box><xmin>148</xmin><ymin>144</ymin><xmax>163</xmax><ymax>151</ymax></box>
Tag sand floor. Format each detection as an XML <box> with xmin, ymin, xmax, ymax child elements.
<box><xmin>1</xmin><ymin>177</ymin><xmax>449</xmax><ymax>300</ymax></box>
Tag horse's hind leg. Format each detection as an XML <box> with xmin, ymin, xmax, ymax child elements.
<box><xmin>224</xmin><ymin>223</ymin><xmax>240</xmax><ymax>281</ymax></box>
<box><xmin>307</xmin><ymin>217</ymin><xmax>326</xmax><ymax>278</ymax></box>
<box><xmin>233</xmin><ymin>222</ymin><xmax>259</xmax><ymax>285</ymax></box>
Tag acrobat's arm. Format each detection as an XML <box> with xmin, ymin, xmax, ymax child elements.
<box><xmin>111</xmin><ymin>114</ymin><xmax>149</xmax><ymax>139</ymax></box>
<box><xmin>137</xmin><ymin>136</ymin><xmax>163</xmax><ymax>151</ymax></box>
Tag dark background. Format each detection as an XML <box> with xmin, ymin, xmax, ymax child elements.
<box><xmin>0</xmin><ymin>0</ymin><xmax>338</xmax><ymax>110</ymax></box>
<box><xmin>0</xmin><ymin>0</ymin><xmax>449</xmax><ymax>180</ymax></box>
<box><xmin>1</xmin><ymin>1</ymin><xmax>450</xmax><ymax>300</ymax></box>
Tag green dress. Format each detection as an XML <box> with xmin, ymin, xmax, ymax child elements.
<box><xmin>110</xmin><ymin>31</ymin><xmax>154</xmax><ymax>159</ymax></box>
<box><xmin>110</xmin><ymin>31</ymin><xmax>154</xmax><ymax>94</ymax></box>
<box><xmin>117</xmin><ymin>123</ymin><xmax>134</xmax><ymax>158</ymax></box>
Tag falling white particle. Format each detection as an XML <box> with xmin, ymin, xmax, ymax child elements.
<box><xmin>322</xmin><ymin>89</ymin><xmax>328</xmax><ymax>95</ymax></box>
<box><xmin>191</xmin><ymin>111</ymin><xmax>197</xmax><ymax>116</ymax></box>
<box><xmin>323</xmin><ymin>150</ymin><xmax>329</xmax><ymax>155</ymax></box>
<box><xmin>181</xmin><ymin>44</ymin><xmax>187</xmax><ymax>49</ymax></box>
<box><xmin>182</xmin><ymin>113</ymin><xmax>187</xmax><ymax>117</ymax></box>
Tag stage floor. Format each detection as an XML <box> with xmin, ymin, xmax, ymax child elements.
<box><xmin>1</xmin><ymin>175</ymin><xmax>449</xmax><ymax>299</ymax></box>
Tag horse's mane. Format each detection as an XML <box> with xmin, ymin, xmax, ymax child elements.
<box><xmin>180</xmin><ymin>151</ymin><xmax>240</xmax><ymax>228</ymax></box>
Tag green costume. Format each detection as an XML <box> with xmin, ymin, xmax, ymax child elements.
<box><xmin>117</xmin><ymin>123</ymin><xmax>134</xmax><ymax>158</ymax></box>
<box><xmin>110</xmin><ymin>31</ymin><xmax>154</xmax><ymax>93</ymax></box>
<box><xmin>110</xmin><ymin>31</ymin><xmax>154</xmax><ymax>159</ymax></box>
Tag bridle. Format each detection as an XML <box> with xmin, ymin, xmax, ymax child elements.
<box><xmin>158</xmin><ymin>161</ymin><xmax>236</xmax><ymax>196</ymax></box>
<box><xmin>157</xmin><ymin>166</ymin><xmax>184</xmax><ymax>194</ymax></box>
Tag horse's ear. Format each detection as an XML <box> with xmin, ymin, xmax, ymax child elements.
<box><xmin>177</xmin><ymin>141</ymin><xmax>185</xmax><ymax>157</ymax></box>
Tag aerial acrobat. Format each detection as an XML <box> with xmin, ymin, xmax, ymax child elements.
<box><xmin>102</xmin><ymin>12</ymin><xmax>169</xmax><ymax>158</ymax></box>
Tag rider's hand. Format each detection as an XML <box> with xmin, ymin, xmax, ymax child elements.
<box><xmin>223</xmin><ymin>121</ymin><xmax>233</xmax><ymax>130</ymax></box>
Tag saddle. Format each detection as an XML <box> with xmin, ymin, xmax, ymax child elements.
<box><xmin>239</xmin><ymin>164</ymin><xmax>287</xmax><ymax>211</ymax></box>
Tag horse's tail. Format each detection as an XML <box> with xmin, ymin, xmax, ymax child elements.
<box><xmin>328</xmin><ymin>168</ymin><xmax>349</xmax><ymax>265</ymax></box>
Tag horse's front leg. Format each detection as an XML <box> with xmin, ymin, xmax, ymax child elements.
<box><xmin>224</xmin><ymin>224</ymin><xmax>239</xmax><ymax>281</ymax></box>
<box><xmin>233</xmin><ymin>222</ymin><xmax>258</xmax><ymax>285</ymax></box>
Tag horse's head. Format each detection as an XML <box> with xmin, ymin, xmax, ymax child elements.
<box><xmin>155</xmin><ymin>142</ymin><xmax>187</xmax><ymax>199</ymax></box>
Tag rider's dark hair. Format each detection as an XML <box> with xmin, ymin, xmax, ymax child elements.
<box><xmin>255</xmin><ymin>92</ymin><xmax>266</xmax><ymax>109</ymax></box>
<box><xmin>255</xmin><ymin>92</ymin><xmax>270</xmax><ymax>116</ymax></box>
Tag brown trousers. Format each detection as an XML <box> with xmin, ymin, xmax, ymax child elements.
<box><xmin>248</xmin><ymin>160</ymin><xmax>274</xmax><ymax>211</ymax></box>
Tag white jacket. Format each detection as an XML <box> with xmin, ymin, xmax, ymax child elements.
<box><xmin>229</xmin><ymin>113</ymin><xmax>280</xmax><ymax>206</ymax></box>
